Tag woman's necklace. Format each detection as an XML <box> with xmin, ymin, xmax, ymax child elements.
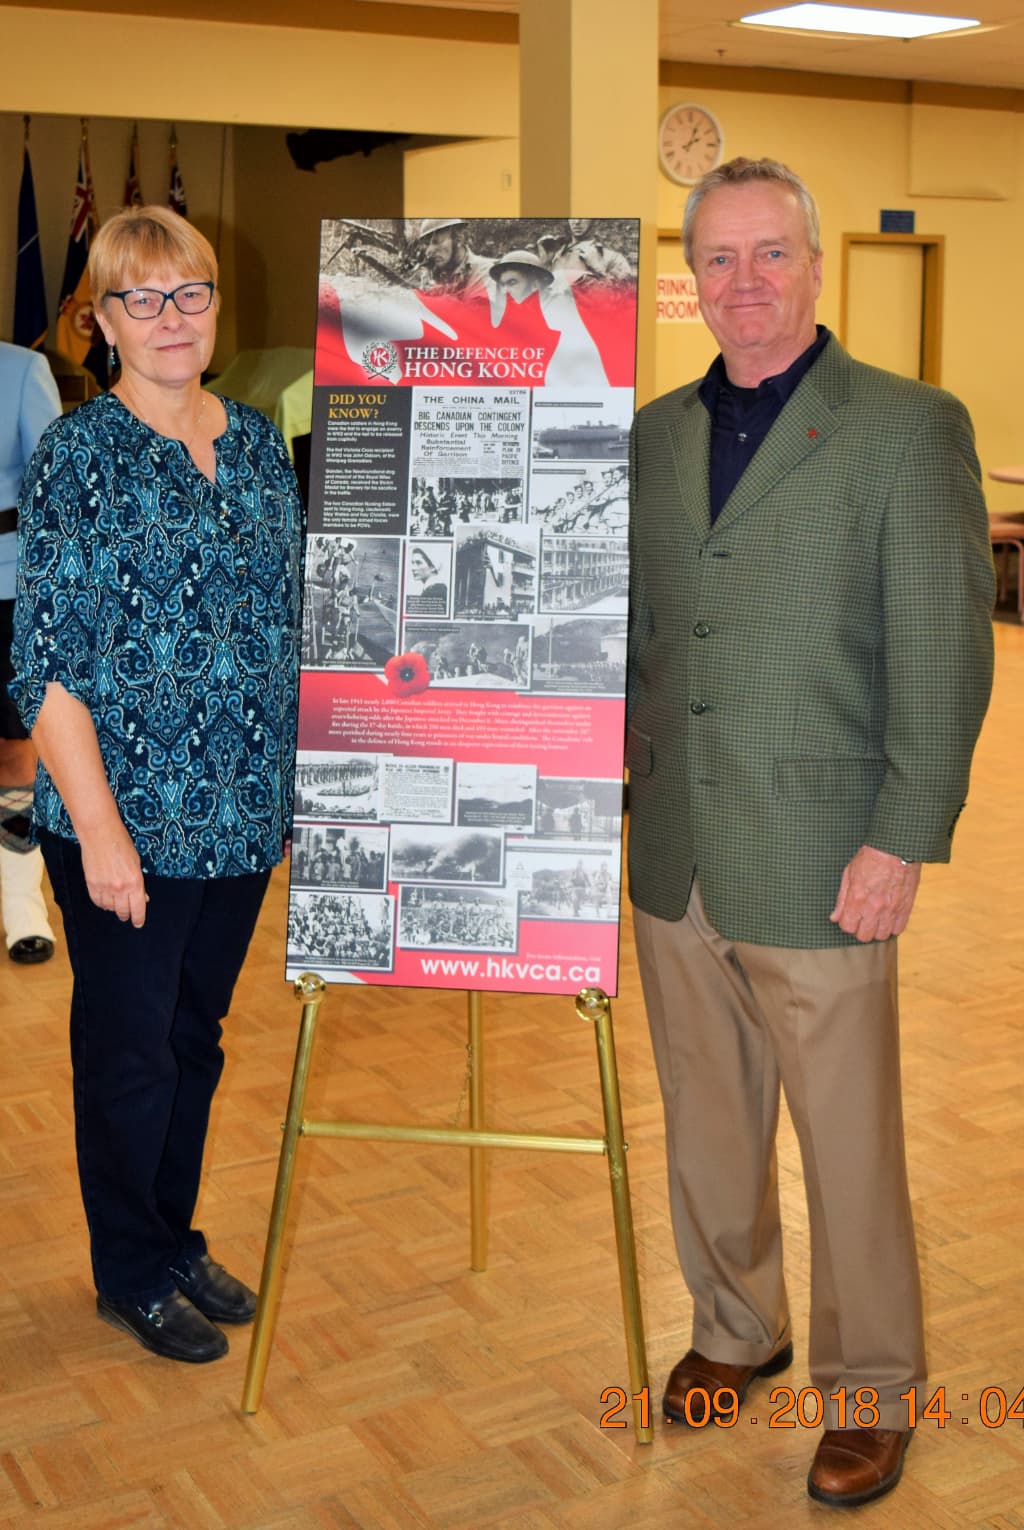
<box><xmin>120</xmin><ymin>388</ymin><xmax>208</xmax><ymax>452</ymax></box>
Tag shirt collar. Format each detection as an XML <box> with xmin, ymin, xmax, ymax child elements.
<box><xmin>699</xmin><ymin>325</ymin><xmax>831</xmax><ymax>414</ymax></box>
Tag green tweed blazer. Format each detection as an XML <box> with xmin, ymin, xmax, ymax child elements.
<box><xmin>626</xmin><ymin>337</ymin><xmax>995</xmax><ymax>948</ymax></box>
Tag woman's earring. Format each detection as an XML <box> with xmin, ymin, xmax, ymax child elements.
<box><xmin>107</xmin><ymin>343</ymin><xmax>118</xmax><ymax>374</ymax></box>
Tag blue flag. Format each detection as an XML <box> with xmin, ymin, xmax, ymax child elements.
<box><xmin>13</xmin><ymin>143</ymin><xmax>48</xmax><ymax>351</ymax></box>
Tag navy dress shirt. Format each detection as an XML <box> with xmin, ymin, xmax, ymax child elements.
<box><xmin>700</xmin><ymin>325</ymin><xmax>831</xmax><ymax>524</ymax></box>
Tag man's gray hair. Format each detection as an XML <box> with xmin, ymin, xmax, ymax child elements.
<box><xmin>682</xmin><ymin>157</ymin><xmax>821</xmax><ymax>269</ymax></box>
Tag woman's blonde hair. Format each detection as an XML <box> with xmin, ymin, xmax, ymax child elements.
<box><xmin>88</xmin><ymin>205</ymin><xmax>217</xmax><ymax>301</ymax></box>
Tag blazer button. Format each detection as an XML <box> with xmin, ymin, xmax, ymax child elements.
<box><xmin>693</xmin><ymin>622</ymin><xmax>711</xmax><ymax>638</ymax></box>
<box><xmin>690</xmin><ymin>700</ymin><xmax>710</xmax><ymax>715</ymax></box>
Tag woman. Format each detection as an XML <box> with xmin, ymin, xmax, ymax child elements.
<box><xmin>406</xmin><ymin>546</ymin><xmax>447</xmax><ymax>613</ymax></box>
<box><xmin>0</xmin><ymin>342</ymin><xmax>60</xmax><ymax>963</ymax></box>
<box><xmin>11</xmin><ymin>207</ymin><xmax>302</xmax><ymax>1363</ymax></box>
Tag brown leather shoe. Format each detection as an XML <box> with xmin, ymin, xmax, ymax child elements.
<box><xmin>807</xmin><ymin>1427</ymin><xmax>911</xmax><ymax>1507</ymax></box>
<box><xmin>662</xmin><ymin>1341</ymin><xmax>793</xmax><ymax>1424</ymax></box>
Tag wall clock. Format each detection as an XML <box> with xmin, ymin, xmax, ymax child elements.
<box><xmin>658</xmin><ymin>103</ymin><xmax>724</xmax><ymax>186</ymax></box>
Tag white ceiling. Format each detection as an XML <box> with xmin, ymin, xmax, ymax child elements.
<box><xmin>354</xmin><ymin>0</ymin><xmax>1024</xmax><ymax>89</ymax></box>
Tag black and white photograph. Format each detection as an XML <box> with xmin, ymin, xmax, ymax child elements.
<box><xmin>456</xmin><ymin>761</ymin><xmax>536</xmax><ymax>831</ymax></box>
<box><xmin>404</xmin><ymin>540</ymin><xmax>451</xmax><ymax>619</ymax></box>
<box><xmin>533</xmin><ymin>218</ymin><xmax>638</xmax><ymax>287</ymax></box>
<box><xmin>389</xmin><ymin>825</ymin><xmax>504</xmax><ymax>886</ymax></box>
<box><xmin>535</xmin><ymin>777</ymin><xmax>625</xmax><ymax>841</ymax></box>
<box><xmin>381</xmin><ymin>756</ymin><xmax>454</xmax><ymax>824</ymax></box>
<box><xmin>294</xmin><ymin>751</ymin><xmax>385</xmax><ymax>822</ymax></box>
<box><xmin>506</xmin><ymin>841</ymin><xmax>620</xmax><ymax>921</ymax></box>
<box><xmin>409</xmin><ymin>475</ymin><xmax>524</xmax><ymax>536</ymax></box>
<box><xmin>403</xmin><ymin>620</ymin><xmax>529</xmax><ymax>689</ymax></box>
<box><xmin>315</xmin><ymin>218</ymin><xmax>639</xmax><ymax>394</ymax></box>
<box><xmin>530</xmin><ymin>616</ymin><xmax>627</xmax><ymax>695</ymax></box>
<box><xmin>453</xmin><ymin>523</ymin><xmax>538</xmax><ymax>621</ymax></box>
<box><xmin>398</xmin><ymin>886</ymin><xmax>518</xmax><ymax>953</ymax></box>
<box><xmin>528</xmin><ymin>464</ymin><xmax>628</xmax><ymax>536</ymax></box>
<box><xmin>539</xmin><ymin>535</ymin><xmax>628</xmax><ymax>616</ymax></box>
<box><xmin>302</xmin><ymin>534</ymin><xmax>400</xmax><ymax>669</ymax></box>
<box><xmin>290</xmin><ymin>825</ymin><xmax>389</xmax><ymax>892</ymax></box>
<box><xmin>319</xmin><ymin>217</ymin><xmax>418</xmax><ymax>285</ymax></box>
<box><xmin>286</xmin><ymin>890</ymin><xmax>395</xmax><ymax>974</ymax></box>
<box><xmin>530</xmin><ymin>390</ymin><xmax>632</xmax><ymax>461</ymax></box>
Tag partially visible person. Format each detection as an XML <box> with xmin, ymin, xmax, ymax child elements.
<box><xmin>490</xmin><ymin>248</ymin><xmax>554</xmax><ymax>307</ymax></box>
<box><xmin>414</xmin><ymin>218</ymin><xmax>492</xmax><ymax>297</ymax></box>
<box><xmin>0</xmin><ymin>341</ymin><xmax>60</xmax><ymax>964</ymax></box>
<box><xmin>537</xmin><ymin>218</ymin><xmax>633</xmax><ymax>284</ymax></box>
<box><xmin>488</xmin><ymin>249</ymin><xmax>606</xmax><ymax>388</ymax></box>
<box><xmin>12</xmin><ymin>207</ymin><xmax>302</xmax><ymax>1364</ymax></box>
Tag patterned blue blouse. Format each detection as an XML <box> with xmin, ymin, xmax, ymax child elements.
<box><xmin>11</xmin><ymin>393</ymin><xmax>303</xmax><ymax>879</ymax></box>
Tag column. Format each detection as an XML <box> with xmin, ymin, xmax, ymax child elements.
<box><xmin>518</xmin><ymin>0</ymin><xmax>660</xmax><ymax>403</ymax></box>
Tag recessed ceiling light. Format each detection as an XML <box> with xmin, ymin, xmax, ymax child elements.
<box><xmin>738</xmin><ymin>3</ymin><xmax>980</xmax><ymax>38</ymax></box>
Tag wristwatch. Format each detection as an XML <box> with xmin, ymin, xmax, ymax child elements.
<box><xmin>898</xmin><ymin>857</ymin><xmax>918</xmax><ymax>866</ymax></box>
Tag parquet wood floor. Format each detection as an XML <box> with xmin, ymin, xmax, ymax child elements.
<box><xmin>2</xmin><ymin>624</ymin><xmax>1023</xmax><ymax>1528</ymax></box>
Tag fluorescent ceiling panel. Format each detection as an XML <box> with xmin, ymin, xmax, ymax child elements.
<box><xmin>738</xmin><ymin>3</ymin><xmax>980</xmax><ymax>37</ymax></box>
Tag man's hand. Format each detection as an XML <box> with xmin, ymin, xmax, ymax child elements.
<box><xmin>830</xmin><ymin>846</ymin><xmax>922</xmax><ymax>943</ymax></box>
<box><xmin>80</xmin><ymin>824</ymin><xmax>148</xmax><ymax>928</ymax></box>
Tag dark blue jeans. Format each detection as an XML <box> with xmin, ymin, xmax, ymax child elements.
<box><xmin>40</xmin><ymin>829</ymin><xmax>270</xmax><ymax>1303</ymax></box>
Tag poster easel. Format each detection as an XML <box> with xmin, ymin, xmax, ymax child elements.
<box><xmin>241</xmin><ymin>976</ymin><xmax>652</xmax><ymax>1443</ymax></box>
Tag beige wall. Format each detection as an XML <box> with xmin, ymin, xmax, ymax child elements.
<box><xmin>404</xmin><ymin>139</ymin><xmax>518</xmax><ymax>219</ymax></box>
<box><xmin>0</xmin><ymin>6</ymin><xmax>518</xmax><ymax>137</ymax></box>
<box><xmin>232</xmin><ymin>127</ymin><xmax>406</xmax><ymax>352</ymax></box>
<box><xmin>654</xmin><ymin>71</ymin><xmax>1024</xmax><ymax>510</ymax></box>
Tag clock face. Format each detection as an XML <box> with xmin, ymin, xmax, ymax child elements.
<box><xmin>658</xmin><ymin>103</ymin><xmax>724</xmax><ymax>187</ymax></box>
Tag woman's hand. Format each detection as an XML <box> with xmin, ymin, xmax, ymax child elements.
<box><xmin>79</xmin><ymin>822</ymin><xmax>148</xmax><ymax>927</ymax></box>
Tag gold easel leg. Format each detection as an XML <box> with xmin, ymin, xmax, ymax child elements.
<box><xmin>577</xmin><ymin>986</ymin><xmax>653</xmax><ymax>1444</ymax></box>
<box><xmin>468</xmin><ymin>990</ymin><xmax>488</xmax><ymax>1272</ymax></box>
<box><xmin>241</xmin><ymin>973</ymin><xmax>326</xmax><ymax>1415</ymax></box>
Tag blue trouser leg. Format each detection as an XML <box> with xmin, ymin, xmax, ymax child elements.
<box><xmin>40</xmin><ymin>829</ymin><xmax>269</xmax><ymax>1303</ymax></box>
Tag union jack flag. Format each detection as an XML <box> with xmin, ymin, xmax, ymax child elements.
<box><xmin>55</xmin><ymin>124</ymin><xmax>99</xmax><ymax>373</ymax></box>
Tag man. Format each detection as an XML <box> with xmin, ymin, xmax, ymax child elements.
<box><xmin>414</xmin><ymin>218</ymin><xmax>491</xmax><ymax>297</ymax></box>
<box><xmin>0</xmin><ymin>342</ymin><xmax>60</xmax><ymax>963</ymax></box>
<box><xmin>626</xmin><ymin>159</ymin><xmax>993</xmax><ymax>1508</ymax></box>
<box><xmin>537</xmin><ymin>218</ymin><xmax>633</xmax><ymax>284</ymax></box>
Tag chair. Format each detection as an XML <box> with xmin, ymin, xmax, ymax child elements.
<box><xmin>989</xmin><ymin>516</ymin><xmax>1024</xmax><ymax>620</ymax></box>
<box><xmin>45</xmin><ymin>350</ymin><xmax>102</xmax><ymax>412</ymax></box>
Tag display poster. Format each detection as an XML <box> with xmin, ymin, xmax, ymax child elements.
<box><xmin>287</xmin><ymin>216</ymin><xmax>638</xmax><ymax>995</ymax></box>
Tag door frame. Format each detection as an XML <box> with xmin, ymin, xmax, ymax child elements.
<box><xmin>839</xmin><ymin>233</ymin><xmax>945</xmax><ymax>385</ymax></box>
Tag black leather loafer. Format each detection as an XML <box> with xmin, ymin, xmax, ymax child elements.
<box><xmin>169</xmin><ymin>1251</ymin><xmax>258</xmax><ymax>1324</ymax></box>
<box><xmin>97</xmin><ymin>1289</ymin><xmax>228</xmax><ymax>1362</ymax></box>
<box><xmin>9</xmin><ymin>936</ymin><xmax>54</xmax><ymax>964</ymax></box>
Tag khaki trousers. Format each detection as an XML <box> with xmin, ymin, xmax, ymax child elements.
<box><xmin>634</xmin><ymin>882</ymin><xmax>925</xmax><ymax>1429</ymax></box>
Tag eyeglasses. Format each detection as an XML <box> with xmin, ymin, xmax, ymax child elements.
<box><xmin>104</xmin><ymin>281</ymin><xmax>215</xmax><ymax>320</ymax></box>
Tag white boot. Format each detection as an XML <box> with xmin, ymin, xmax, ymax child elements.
<box><xmin>0</xmin><ymin>844</ymin><xmax>55</xmax><ymax>962</ymax></box>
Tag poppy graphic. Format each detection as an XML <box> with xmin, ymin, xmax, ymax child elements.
<box><xmin>384</xmin><ymin>651</ymin><xmax>431</xmax><ymax>697</ymax></box>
